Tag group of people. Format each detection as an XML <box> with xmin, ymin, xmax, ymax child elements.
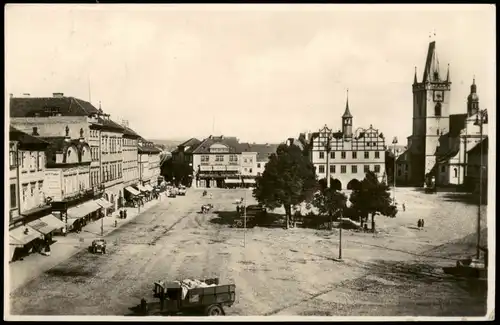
<box><xmin>417</xmin><ymin>218</ymin><xmax>425</xmax><ymax>230</ymax></box>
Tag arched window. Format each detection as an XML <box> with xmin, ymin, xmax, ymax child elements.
<box><xmin>435</xmin><ymin>102</ymin><xmax>442</xmax><ymax>117</ymax></box>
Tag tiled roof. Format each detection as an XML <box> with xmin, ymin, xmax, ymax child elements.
<box><xmin>10</xmin><ymin>96</ymin><xmax>99</xmax><ymax>117</ymax></box>
<box><xmin>9</xmin><ymin>126</ymin><xmax>50</xmax><ymax>149</ymax></box>
<box><xmin>468</xmin><ymin>137</ymin><xmax>488</xmax><ymax>154</ymax></box>
<box><xmin>179</xmin><ymin>138</ymin><xmax>202</xmax><ymax>153</ymax></box>
<box><xmin>247</xmin><ymin>143</ymin><xmax>280</xmax><ymax>161</ymax></box>
<box><xmin>138</xmin><ymin>139</ymin><xmax>162</xmax><ymax>154</ymax></box>
<box><xmin>435</xmin><ymin>132</ymin><xmax>460</xmax><ymax>163</ymax></box>
<box><xmin>91</xmin><ymin>116</ymin><xmax>125</xmax><ymax>132</ymax></box>
<box><xmin>192</xmin><ymin>135</ymin><xmax>243</xmax><ymax>154</ymax></box>
<box><xmin>449</xmin><ymin>113</ymin><xmax>467</xmax><ymax>137</ymax></box>
<box><xmin>121</xmin><ymin>125</ymin><xmax>141</xmax><ymax>138</ymax></box>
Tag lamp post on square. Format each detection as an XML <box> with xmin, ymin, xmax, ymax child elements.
<box><xmin>392</xmin><ymin>137</ymin><xmax>398</xmax><ymax>203</ymax></box>
<box><xmin>473</xmin><ymin>109</ymin><xmax>488</xmax><ymax>260</ymax></box>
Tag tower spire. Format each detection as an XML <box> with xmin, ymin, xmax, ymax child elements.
<box><xmin>342</xmin><ymin>88</ymin><xmax>352</xmax><ymax>118</ymax></box>
<box><xmin>414</xmin><ymin>66</ymin><xmax>418</xmax><ymax>84</ymax></box>
<box><xmin>446</xmin><ymin>63</ymin><xmax>450</xmax><ymax>82</ymax></box>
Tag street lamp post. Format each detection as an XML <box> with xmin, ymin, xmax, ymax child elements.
<box><xmin>474</xmin><ymin>109</ymin><xmax>488</xmax><ymax>260</ymax></box>
<box><xmin>321</xmin><ymin>132</ymin><xmax>334</xmax><ymax>189</ymax></box>
<box><xmin>392</xmin><ymin>137</ymin><xmax>398</xmax><ymax>203</ymax></box>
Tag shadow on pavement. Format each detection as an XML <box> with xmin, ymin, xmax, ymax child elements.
<box><xmin>209</xmin><ymin>210</ymin><xmax>285</xmax><ymax>228</ymax></box>
<box><xmin>441</xmin><ymin>193</ymin><xmax>486</xmax><ymax>205</ymax></box>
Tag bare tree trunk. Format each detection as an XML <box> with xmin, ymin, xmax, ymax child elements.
<box><xmin>284</xmin><ymin>204</ymin><xmax>291</xmax><ymax>229</ymax></box>
<box><xmin>371</xmin><ymin>213</ymin><xmax>376</xmax><ymax>233</ymax></box>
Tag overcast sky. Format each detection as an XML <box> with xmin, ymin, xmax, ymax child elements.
<box><xmin>5</xmin><ymin>4</ymin><xmax>496</xmax><ymax>144</ymax></box>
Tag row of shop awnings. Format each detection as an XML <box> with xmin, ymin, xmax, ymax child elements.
<box><xmin>224</xmin><ymin>179</ymin><xmax>256</xmax><ymax>184</ymax></box>
<box><xmin>125</xmin><ymin>184</ymin><xmax>155</xmax><ymax>196</ymax></box>
<box><xmin>9</xmin><ymin>198</ymin><xmax>113</xmax><ymax>246</ymax></box>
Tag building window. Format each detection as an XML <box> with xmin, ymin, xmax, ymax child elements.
<box><xmin>364</xmin><ymin>151</ymin><xmax>369</xmax><ymax>159</ymax></box>
<box><xmin>38</xmin><ymin>181</ymin><xmax>44</xmax><ymax>202</ymax></box>
<box><xmin>454</xmin><ymin>168</ymin><xmax>458</xmax><ymax>178</ymax></box>
<box><xmin>318</xmin><ymin>165</ymin><xmax>325</xmax><ymax>174</ymax></box>
<box><xmin>330</xmin><ymin>152</ymin><xmax>335</xmax><ymax>159</ymax></box>
<box><xmin>244</xmin><ymin>158</ymin><xmax>248</xmax><ymax>163</ymax></box>
<box><xmin>249</xmin><ymin>168</ymin><xmax>253</xmax><ymax>173</ymax></box>
<box><xmin>375</xmin><ymin>151</ymin><xmax>380</xmax><ymax>159</ymax></box>
<box><xmin>30</xmin><ymin>182</ymin><xmax>36</xmax><ymax>199</ymax></box>
<box><xmin>352</xmin><ymin>152</ymin><xmax>357</xmax><ymax>159</ymax></box>
<box><xmin>330</xmin><ymin>165</ymin><xmax>335</xmax><ymax>173</ymax></box>
<box><xmin>38</xmin><ymin>152</ymin><xmax>44</xmax><ymax>170</ymax></box>
<box><xmin>22</xmin><ymin>184</ymin><xmax>28</xmax><ymax>206</ymax></box>
<box><xmin>257</xmin><ymin>163</ymin><xmax>261</xmax><ymax>168</ymax></box>
<box><xmin>319</xmin><ymin>151</ymin><xmax>325</xmax><ymax>159</ymax></box>
<box><xmin>435</xmin><ymin>102</ymin><xmax>442</xmax><ymax>117</ymax></box>
<box><xmin>21</xmin><ymin>152</ymin><xmax>27</xmax><ymax>169</ymax></box>
<box><xmin>441</xmin><ymin>165</ymin><xmax>446</xmax><ymax>173</ymax></box>
<box><xmin>10</xmin><ymin>184</ymin><xmax>17</xmax><ymax>209</ymax></box>
<box><xmin>340</xmin><ymin>165</ymin><xmax>346</xmax><ymax>174</ymax></box>
<box><xmin>352</xmin><ymin>165</ymin><xmax>358</xmax><ymax>173</ymax></box>
<box><xmin>374</xmin><ymin>165</ymin><xmax>381</xmax><ymax>173</ymax></box>
<box><xmin>215</xmin><ymin>155</ymin><xmax>224</xmax><ymax>162</ymax></box>
<box><xmin>9</xmin><ymin>149</ymin><xmax>17</xmax><ymax>168</ymax></box>
<box><xmin>201</xmin><ymin>155</ymin><xmax>209</xmax><ymax>162</ymax></box>
<box><xmin>229</xmin><ymin>155</ymin><xmax>238</xmax><ymax>163</ymax></box>
<box><xmin>398</xmin><ymin>169</ymin><xmax>402</xmax><ymax>176</ymax></box>
<box><xmin>364</xmin><ymin>165</ymin><xmax>370</xmax><ymax>173</ymax></box>
<box><xmin>341</xmin><ymin>152</ymin><xmax>346</xmax><ymax>159</ymax></box>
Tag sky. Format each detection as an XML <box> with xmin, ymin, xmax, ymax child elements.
<box><xmin>5</xmin><ymin>4</ymin><xmax>496</xmax><ymax>145</ymax></box>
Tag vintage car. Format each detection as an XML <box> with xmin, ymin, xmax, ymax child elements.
<box><xmin>178</xmin><ymin>186</ymin><xmax>187</xmax><ymax>196</ymax></box>
<box><xmin>89</xmin><ymin>239</ymin><xmax>107</xmax><ymax>254</ymax></box>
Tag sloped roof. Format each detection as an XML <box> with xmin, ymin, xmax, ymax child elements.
<box><xmin>179</xmin><ymin>138</ymin><xmax>202</xmax><ymax>153</ymax></box>
<box><xmin>449</xmin><ymin>113</ymin><xmax>468</xmax><ymax>137</ymax></box>
<box><xmin>121</xmin><ymin>125</ymin><xmax>141</xmax><ymax>138</ymax></box>
<box><xmin>9</xmin><ymin>126</ymin><xmax>50</xmax><ymax>149</ymax></box>
<box><xmin>90</xmin><ymin>116</ymin><xmax>125</xmax><ymax>132</ymax></box>
<box><xmin>243</xmin><ymin>143</ymin><xmax>280</xmax><ymax>161</ymax></box>
<box><xmin>468</xmin><ymin>137</ymin><xmax>488</xmax><ymax>154</ymax></box>
<box><xmin>192</xmin><ymin>135</ymin><xmax>243</xmax><ymax>154</ymax></box>
<box><xmin>10</xmin><ymin>96</ymin><xmax>100</xmax><ymax>117</ymax></box>
<box><xmin>435</xmin><ymin>132</ymin><xmax>461</xmax><ymax>163</ymax></box>
<box><xmin>138</xmin><ymin>139</ymin><xmax>162</xmax><ymax>154</ymax></box>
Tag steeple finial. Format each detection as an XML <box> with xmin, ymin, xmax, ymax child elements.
<box><xmin>342</xmin><ymin>88</ymin><xmax>352</xmax><ymax>118</ymax></box>
<box><xmin>446</xmin><ymin>63</ymin><xmax>450</xmax><ymax>82</ymax></box>
<box><xmin>414</xmin><ymin>66</ymin><xmax>418</xmax><ymax>84</ymax></box>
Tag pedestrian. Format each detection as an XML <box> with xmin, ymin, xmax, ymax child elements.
<box><xmin>421</xmin><ymin>219</ymin><xmax>425</xmax><ymax>229</ymax></box>
<box><xmin>124</xmin><ymin>209</ymin><xmax>128</xmax><ymax>219</ymax></box>
<box><xmin>119</xmin><ymin>210</ymin><xmax>124</xmax><ymax>219</ymax></box>
<box><xmin>417</xmin><ymin>219</ymin><xmax>422</xmax><ymax>230</ymax></box>
<box><xmin>402</xmin><ymin>203</ymin><xmax>406</xmax><ymax>212</ymax></box>
<box><xmin>114</xmin><ymin>220</ymin><xmax>118</xmax><ymax>227</ymax></box>
<box><xmin>140</xmin><ymin>297</ymin><xmax>148</xmax><ymax>315</ymax></box>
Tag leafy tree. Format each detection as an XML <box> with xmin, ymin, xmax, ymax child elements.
<box><xmin>253</xmin><ymin>143</ymin><xmax>317</xmax><ymax>229</ymax></box>
<box><xmin>349</xmin><ymin>171</ymin><xmax>395</xmax><ymax>232</ymax></box>
<box><xmin>312</xmin><ymin>187</ymin><xmax>347</xmax><ymax>229</ymax></box>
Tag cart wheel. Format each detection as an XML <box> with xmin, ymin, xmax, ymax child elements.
<box><xmin>205</xmin><ymin>304</ymin><xmax>224</xmax><ymax>316</ymax></box>
<box><xmin>235</xmin><ymin>221</ymin><xmax>243</xmax><ymax>228</ymax></box>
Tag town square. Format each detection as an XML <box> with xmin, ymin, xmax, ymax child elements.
<box><xmin>5</xmin><ymin>4</ymin><xmax>493</xmax><ymax>320</ymax></box>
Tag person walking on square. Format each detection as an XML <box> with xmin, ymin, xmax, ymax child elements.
<box><xmin>421</xmin><ymin>219</ymin><xmax>425</xmax><ymax>229</ymax></box>
<box><xmin>417</xmin><ymin>219</ymin><xmax>422</xmax><ymax>230</ymax></box>
<box><xmin>402</xmin><ymin>203</ymin><xmax>406</xmax><ymax>212</ymax></box>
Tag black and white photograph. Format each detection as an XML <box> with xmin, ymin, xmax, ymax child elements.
<box><xmin>4</xmin><ymin>4</ymin><xmax>495</xmax><ymax>321</ymax></box>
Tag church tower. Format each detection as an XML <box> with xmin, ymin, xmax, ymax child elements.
<box><xmin>342</xmin><ymin>89</ymin><xmax>353</xmax><ymax>138</ymax></box>
<box><xmin>467</xmin><ymin>78</ymin><xmax>480</xmax><ymax>116</ymax></box>
<box><xmin>410</xmin><ymin>40</ymin><xmax>452</xmax><ymax>185</ymax></box>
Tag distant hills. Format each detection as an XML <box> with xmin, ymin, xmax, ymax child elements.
<box><xmin>149</xmin><ymin>139</ymin><xmax>186</xmax><ymax>152</ymax></box>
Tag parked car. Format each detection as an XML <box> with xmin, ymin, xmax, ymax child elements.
<box><xmin>178</xmin><ymin>186</ymin><xmax>187</xmax><ymax>196</ymax></box>
<box><xmin>88</xmin><ymin>239</ymin><xmax>107</xmax><ymax>254</ymax></box>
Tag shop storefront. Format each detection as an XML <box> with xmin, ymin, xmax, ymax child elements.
<box><xmin>124</xmin><ymin>186</ymin><xmax>143</xmax><ymax>207</ymax></box>
<box><xmin>9</xmin><ymin>224</ymin><xmax>44</xmax><ymax>262</ymax></box>
<box><xmin>137</xmin><ymin>184</ymin><xmax>152</xmax><ymax>201</ymax></box>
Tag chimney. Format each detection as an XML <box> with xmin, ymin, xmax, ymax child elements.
<box><xmin>22</xmin><ymin>93</ymin><xmax>31</xmax><ymax>97</ymax></box>
<box><xmin>53</xmin><ymin>93</ymin><xmax>64</xmax><ymax>98</ymax></box>
<box><xmin>32</xmin><ymin>127</ymin><xmax>39</xmax><ymax>136</ymax></box>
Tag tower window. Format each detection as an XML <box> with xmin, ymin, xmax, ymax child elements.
<box><xmin>435</xmin><ymin>102</ymin><xmax>442</xmax><ymax>117</ymax></box>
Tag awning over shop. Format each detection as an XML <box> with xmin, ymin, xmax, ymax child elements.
<box><xmin>243</xmin><ymin>179</ymin><xmax>256</xmax><ymax>184</ymax></box>
<box><xmin>27</xmin><ymin>214</ymin><xmax>65</xmax><ymax>235</ymax></box>
<box><xmin>145</xmin><ymin>184</ymin><xmax>155</xmax><ymax>192</ymax></box>
<box><xmin>10</xmin><ymin>225</ymin><xmax>42</xmax><ymax>246</ymax></box>
<box><xmin>137</xmin><ymin>184</ymin><xmax>149</xmax><ymax>192</ymax></box>
<box><xmin>80</xmin><ymin>200</ymin><xmax>102</xmax><ymax>215</ymax></box>
<box><xmin>125</xmin><ymin>186</ymin><xmax>142</xmax><ymax>196</ymax></box>
<box><xmin>95</xmin><ymin>198</ymin><xmax>113</xmax><ymax>209</ymax></box>
<box><xmin>225</xmin><ymin>179</ymin><xmax>242</xmax><ymax>184</ymax></box>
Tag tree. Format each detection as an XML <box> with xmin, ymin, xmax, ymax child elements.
<box><xmin>312</xmin><ymin>187</ymin><xmax>347</xmax><ymax>229</ymax></box>
<box><xmin>253</xmin><ymin>143</ymin><xmax>317</xmax><ymax>229</ymax></box>
<box><xmin>349</xmin><ymin>171</ymin><xmax>395</xmax><ymax>232</ymax></box>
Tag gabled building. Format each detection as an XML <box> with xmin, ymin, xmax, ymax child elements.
<box><xmin>309</xmin><ymin>91</ymin><xmax>387</xmax><ymax>189</ymax></box>
<box><xmin>164</xmin><ymin>138</ymin><xmax>202</xmax><ymax>186</ymax></box>
<box><xmin>192</xmin><ymin>135</ymin><xmax>243</xmax><ymax>188</ymax></box>
<box><xmin>137</xmin><ymin>138</ymin><xmax>162</xmax><ymax>189</ymax></box>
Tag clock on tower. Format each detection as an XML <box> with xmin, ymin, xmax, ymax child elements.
<box><xmin>433</xmin><ymin>90</ymin><xmax>444</xmax><ymax>102</ymax></box>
